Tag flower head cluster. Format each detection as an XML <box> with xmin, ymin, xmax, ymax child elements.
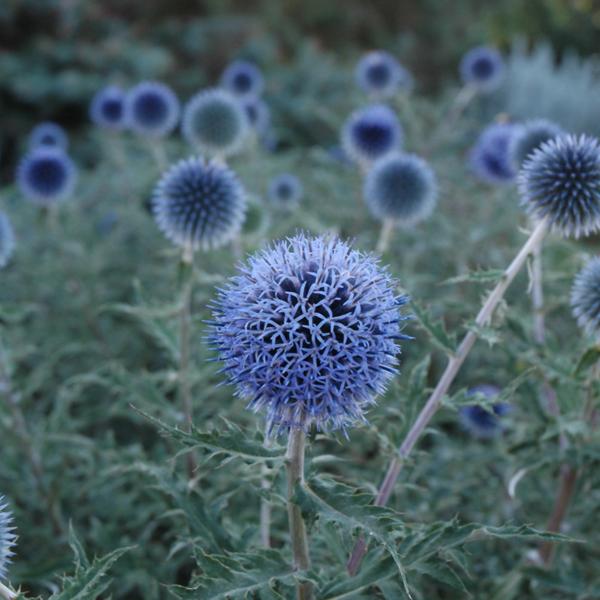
<box><xmin>210</xmin><ymin>234</ymin><xmax>411</xmax><ymax>434</ymax></box>
<box><xmin>152</xmin><ymin>157</ymin><xmax>246</xmax><ymax>252</ymax></box>
<box><xmin>571</xmin><ymin>257</ymin><xmax>600</xmax><ymax>337</ymax></box>
<box><xmin>0</xmin><ymin>496</ymin><xmax>16</xmax><ymax>581</ymax></box>
<box><xmin>459</xmin><ymin>46</ymin><xmax>505</xmax><ymax>92</ymax></box>
<box><xmin>126</xmin><ymin>82</ymin><xmax>180</xmax><ymax>138</ymax></box>
<box><xmin>364</xmin><ymin>152</ymin><xmax>437</xmax><ymax>224</ymax></box>
<box><xmin>182</xmin><ymin>89</ymin><xmax>249</xmax><ymax>157</ymax></box>
<box><xmin>470</xmin><ymin>123</ymin><xmax>520</xmax><ymax>185</ymax></box>
<box><xmin>0</xmin><ymin>212</ymin><xmax>15</xmax><ymax>269</ymax></box>
<box><xmin>519</xmin><ymin>134</ymin><xmax>600</xmax><ymax>238</ymax></box>
<box><xmin>355</xmin><ymin>51</ymin><xmax>412</xmax><ymax>98</ymax></box>
<box><xmin>17</xmin><ymin>147</ymin><xmax>77</xmax><ymax>205</ymax></box>
<box><xmin>459</xmin><ymin>385</ymin><xmax>511</xmax><ymax>438</ymax></box>
<box><xmin>90</xmin><ymin>85</ymin><xmax>128</xmax><ymax>131</ymax></box>
<box><xmin>509</xmin><ymin>119</ymin><xmax>564</xmax><ymax>170</ymax></box>
<box><xmin>341</xmin><ymin>104</ymin><xmax>402</xmax><ymax>165</ymax></box>
<box><xmin>220</xmin><ymin>60</ymin><xmax>264</xmax><ymax>98</ymax></box>
<box><xmin>28</xmin><ymin>122</ymin><xmax>68</xmax><ymax>151</ymax></box>
<box><xmin>267</xmin><ymin>173</ymin><xmax>303</xmax><ymax>209</ymax></box>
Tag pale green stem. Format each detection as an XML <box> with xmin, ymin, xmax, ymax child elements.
<box><xmin>0</xmin><ymin>580</ymin><xmax>17</xmax><ymax>600</ymax></box>
<box><xmin>376</xmin><ymin>219</ymin><xmax>395</xmax><ymax>254</ymax></box>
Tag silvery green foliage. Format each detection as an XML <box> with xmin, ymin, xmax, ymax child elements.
<box><xmin>0</xmin><ymin>496</ymin><xmax>16</xmax><ymax>581</ymax></box>
<box><xmin>0</xmin><ymin>212</ymin><xmax>15</xmax><ymax>269</ymax></box>
<box><xmin>571</xmin><ymin>257</ymin><xmax>600</xmax><ymax>337</ymax></box>
<box><xmin>364</xmin><ymin>152</ymin><xmax>437</xmax><ymax>224</ymax></box>
<box><xmin>28</xmin><ymin>121</ymin><xmax>68</xmax><ymax>151</ymax></box>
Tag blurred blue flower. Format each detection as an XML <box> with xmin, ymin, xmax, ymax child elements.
<box><xmin>0</xmin><ymin>496</ymin><xmax>16</xmax><ymax>581</ymax></box>
<box><xmin>519</xmin><ymin>134</ymin><xmax>600</xmax><ymax>238</ymax></box>
<box><xmin>509</xmin><ymin>119</ymin><xmax>565</xmax><ymax>170</ymax></box>
<box><xmin>17</xmin><ymin>148</ymin><xmax>77</xmax><ymax>205</ymax></box>
<box><xmin>90</xmin><ymin>85</ymin><xmax>128</xmax><ymax>131</ymax></box>
<box><xmin>470</xmin><ymin>122</ymin><xmax>520</xmax><ymax>185</ymax></box>
<box><xmin>341</xmin><ymin>104</ymin><xmax>402</xmax><ymax>166</ymax></box>
<box><xmin>241</xmin><ymin>96</ymin><xmax>271</xmax><ymax>136</ymax></box>
<box><xmin>459</xmin><ymin>46</ymin><xmax>505</xmax><ymax>92</ymax></box>
<box><xmin>355</xmin><ymin>50</ymin><xmax>413</xmax><ymax>98</ymax></box>
<box><xmin>152</xmin><ymin>157</ymin><xmax>246</xmax><ymax>252</ymax></box>
<box><xmin>28</xmin><ymin>122</ymin><xmax>68</xmax><ymax>151</ymax></box>
<box><xmin>460</xmin><ymin>385</ymin><xmax>511</xmax><ymax>439</ymax></box>
<box><xmin>571</xmin><ymin>257</ymin><xmax>600</xmax><ymax>336</ymax></box>
<box><xmin>0</xmin><ymin>212</ymin><xmax>15</xmax><ymax>269</ymax></box>
<box><xmin>126</xmin><ymin>82</ymin><xmax>180</xmax><ymax>138</ymax></box>
<box><xmin>268</xmin><ymin>173</ymin><xmax>303</xmax><ymax>209</ymax></box>
<box><xmin>182</xmin><ymin>89</ymin><xmax>249</xmax><ymax>158</ymax></box>
<box><xmin>220</xmin><ymin>60</ymin><xmax>264</xmax><ymax>98</ymax></box>
<box><xmin>364</xmin><ymin>152</ymin><xmax>437</xmax><ymax>224</ymax></box>
<box><xmin>210</xmin><ymin>234</ymin><xmax>411</xmax><ymax>434</ymax></box>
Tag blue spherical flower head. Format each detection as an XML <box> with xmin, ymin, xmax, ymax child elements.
<box><xmin>470</xmin><ymin>122</ymin><xmax>520</xmax><ymax>185</ymax></box>
<box><xmin>126</xmin><ymin>82</ymin><xmax>180</xmax><ymax>138</ymax></box>
<box><xmin>220</xmin><ymin>60</ymin><xmax>264</xmax><ymax>98</ymax></box>
<box><xmin>17</xmin><ymin>147</ymin><xmax>77</xmax><ymax>205</ymax></box>
<box><xmin>210</xmin><ymin>235</ymin><xmax>411</xmax><ymax>434</ymax></box>
<box><xmin>342</xmin><ymin>104</ymin><xmax>402</xmax><ymax>166</ymax></box>
<box><xmin>459</xmin><ymin>46</ymin><xmax>505</xmax><ymax>92</ymax></box>
<box><xmin>242</xmin><ymin>96</ymin><xmax>271</xmax><ymax>135</ymax></box>
<box><xmin>90</xmin><ymin>85</ymin><xmax>127</xmax><ymax>131</ymax></box>
<box><xmin>571</xmin><ymin>257</ymin><xmax>600</xmax><ymax>337</ymax></box>
<box><xmin>28</xmin><ymin>121</ymin><xmax>68</xmax><ymax>151</ymax></box>
<box><xmin>0</xmin><ymin>212</ymin><xmax>15</xmax><ymax>270</ymax></box>
<box><xmin>153</xmin><ymin>157</ymin><xmax>246</xmax><ymax>253</ymax></box>
<box><xmin>355</xmin><ymin>51</ymin><xmax>413</xmax><ymax>98</ymax></box>
<box><xmin>268</xmin><ymin>174</ymin><xmax>303</xmax><ymax>210</ymax></box>
<box><xmin>364</xmin><ymin>152</ymin><xmax>437</xmax><ymax>224</ymax></box>
<box><xmin>182</xmin><ymin>89</ymin><xmax>249</xmax><ymax>158</ymax></box>
<box><xmin>0</xmin><ymin>496</ymin><xmax>16</xmax><ymax>581</ymax></box>
<box><xmin>460</xmin><ymin>385</ymin><xmax>511</xmax><ymax>439</ymax></box>
<box><xmin>509</xmin><ymin>119</ymin><xmax>565</xmax><ymax>170</ymax></box>
<box><xmin>519</xmin><ymin>134</ymin><xmax>600</xmax><ymax>238</ymax></box>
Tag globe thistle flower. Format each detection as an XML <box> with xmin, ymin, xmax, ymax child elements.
<box><xmin>241</xmin><ymin>96</ymin><xmax>271</xmax><ymax>136</ymax></box>
<box><xmin>364</xmin><ymin>152</ymin><xmax>437</xmax><ymax>224</ymax></box>
<box><xmin>267</xmin><ymin>173</ymin><xmax>303</xmax><ymax>209</ymax></box>
<box><xmin>210</xmin><ymin>234</ymin><xmax>411</xmax><ymax>434</ymax></box>
<box><xmin>459</xmin><ymin>385</ymin><xmax>511</xmax><ymax>439</ymax></box>
<box><xmin>355</xmin><ymin>50</ymin><xmax>413</xmax><ymax>98</ymax></box>
<box><xmin>571</xmin><ymin>257</ymin><xmax>600</xmax><ymax>337</ymax></box>
<box><xmin>182</xmin><ymin>89</ymin><xmax>249</xmax><ymax>158</ymax></box>
<box><xmin>341</xmin><ymin>104</ymin><xmax>402</xmax><ymax>166</ymax></box>
<box><xmin>470</xmin><ymin>122</ymin><xmax>520</xmax><ymax>185</ymax></box>
<box><xmin>0</xmin><ymin>496</ymin><xmax>16</xmax><ymax>581</ymax></box>
<box><xmin>126</xmin><ymin>82</ymin><xmax>180</xmax><ymax>138</ymax></box>
<box><xmin>0</xmin><ymin>212</ymin><xmax>15</xmax><ymax>269</ymax></box>
<box><xmin>509</xmin><ymin>119</ymin><xmax>565</xmax><ymax>170</ymax></box>
<box><xmin>459</xmin><ymin>46</ymin><xmax>505</xmax><ymax>92</ymax></box>
<box><xmin>28</xmin><ymin>121</ymin><xmax>68</xmax><ymax>151</ymax></box>
<box><xmin>519</xmin><ymin>134</ymin><xmax>600</xmax><ymax>238</ymax></box>
<box><xmin>220</xmin><ymin>59</ymin><xmax>264</xmax><ymax>98</ymax></box>
<box><xmin>152</xmin><ymin>157</ymin><xmax>246</xmax><ymax>253</ymax></box>
<box><xmin>17</xmin><ymin>147</ymin><xmax>77</xmax><ymax>205</ymax></box>
<box><xmin>90</xmin><ymin>85</ymin><xmax>128</xmax><ymax>131</ymax></box>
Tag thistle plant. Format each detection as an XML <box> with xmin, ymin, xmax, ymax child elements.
<box><xmin>470</xmin><ymin>122</ymin><xmax>521</xmax><ymax>185</ymax></box>
<box><xmin>220</xmin><ymin>59</ymin><xmax>264</xmax><ymax>99</ymax></box>
<box><xmin>28</xmin><ymin>121</ymin><xmax>68</xmax><ymax>151</ymax></box>
<box><xmin>90</xmin><ymin>85</ymin><xmax>128</xmax><ymax>132</ymax></box>
<box><xmin>241</xmin><ymin>96</ymin><xmax>271</xmax><ymax>143</ymax></box>
<box><xmin>459</xmin><ymin>46</ymin><xmax>505</xmax><ymax>93</ymax></box>
<box><xmin>354</xmin><ymin>50</ymin><xmax>412</xmax><ymax>99</ymax></box>
<box><xmin>210</xmin><ymin>235</ymin><xmax>411</xmax><ymax>599</ymax></box>
<box><xmin>0</xmin><ymin>213</ymin><xmax>15</xmax><ymax>270</ymax></box>
<box><xmin>509</xmin><ymin>119</ymin><xmax>565</xmax><ymax>171</ymax></box>
<box><xmin>459</xmin><ymin>385</ymin><xmax>511</xmax><ymax>439</ymax></box>
<box><xmin>267</xmin><ymin>173</ymin><xmax>303</xmax><ymax>211</ymax></box>
<box><xmin>0</xmin><ymin>497</ymin><xmax>16</xmax><ymax>600</ymax></box>
<box><xmin>347</xmin><ymin>132</ymin><xmax>600</xmax><ymax>575</ymax></box>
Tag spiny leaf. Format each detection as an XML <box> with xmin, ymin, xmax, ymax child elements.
<box><xmin>442</xmin><ymin>268</ymin><xmax>505</xmax><ymax>286</ymax></box>
<box><xmin>411</xmin><ymin>301</ymin><xmax>456</xmax><ymax>355</ymax></box>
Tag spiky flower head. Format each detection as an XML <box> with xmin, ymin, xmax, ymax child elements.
<box><xmin>90</xmin><ymin>85</ymin><xmax>128</xmax><ymax>131</ymax></box>
<box><xmin>17</xmin><ymin>147</ymin><xmax>77</xmax><ymax>205</ymax></box>
<box><xmin>470</xmin><ymin>122</ymin><xmax>520</xmax><ymax>185</ymax></box>
<box><xmin>267</xmin><ymin>173</ymin><xmax>303</xmax><ymax>210</ymax></box>
<box><xmin>459</xmin><ymin>46</ymin><xmax>505</xmax><ymax>92</ymax></box>
<box><xmin>364</xmin><ymin>152</ymin><xmax>437</xmax><ymax>224</ymax></box>
<box><xmin>571</xmin><ymin>257</ymin><xmax>600</xmax><ymax>337</ymax></box>
<box><xmin>459</xmin><ymin>385</ymin><xmax>511</xmax><ymax>439</ymax></box>
<box><xmin>152</xmin><ymin>157</ymin><xmax>246</xmax><ymax>252</ymax></box>
<box><xmin>220</xmin><ymin>60</ymin><xmax>264</xmax><ymax>98</ymax></box>
<box><xmin>241</xmin><ymin>96</ymin><xmax>271</xmax><ymax>135</ymax></box>
<box><xmin>341</xmin><ymin>104</ymin><xmax>402</xmax><ymax>166</ymax></box>
<box><xmin>210</xmin><ymin>234</ymin><xmax>411</xmax><ymax>434</ymax></box>
<box><xmin>125</xmin><ymin>82</ymin><xmax>180</xmax><ymax>138</ymax></box>
<box><xmin>28</xmin><ymin>121</ymin><xmax>68</xmax><ymax>151</ymax></box>
<box><xmin>519</xmin><ymin>134</ymin><xmax>600</xmax><ymax>238</ymax></box>
<box><xmin>182</xmin><ymin>89</ymin><xmax>249</xmax><ymax>158</ymax></box>
<box><xmin>355</xmin><ymin>50</ymin><xmax>413</xmax><ymax>98</ymax></box>
<box><xmin>0</xmin><ymin>212</ymin><xmax>15</xmax><ymax>269</ymax></box>
<box><xmin>0</xmin><ymin>496</ymin><xmax>16</xmax><ymax>581</ymax></box>
<box><xmin>509</xmin><ymin>119</ymin><xmax>565</xmax><ymax>170</ymax></box>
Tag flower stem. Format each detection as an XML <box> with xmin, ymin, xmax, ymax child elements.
<box><xmin>0</xmin><ymin>580</ymin><xmax>17</xmax><ymax>600</ymax></box>
<box><xmin>260</xmin><ymin>438</ymin><xmax>272</xmax><ymax>548</ymax></box>
<box><xmin>376</xmin><ymin>219</ymin><xmax>395</xmax><ymax>254</ymax></box>
<box><xmin>150</xmin><ymin>141</ymin><xmax>168</xmax><ymax>171</ymax></box>
<box><xmin>286</xmin><ymin>428</ymin><xmax>313</xmax><ymax>600</ymax></box>
<box><xmin>347</xmin><ymin>218</ymin><xmax>549</xmax><ymax>575</ymax></box>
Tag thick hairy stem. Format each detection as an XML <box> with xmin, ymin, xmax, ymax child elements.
<box><xmin>376</xmin><ymin>219</ymin><xmax>395</xmax><ymax>254</ymax></box>
<box><xmin>286</xmin><ymin>428</ymin><xmax>313</xmax><ymax>600</ymax></box>
<box><xmin>347</xmin><ymin>219</ymin><xmax>549</xmax><ymax>575</ymax></box>
<box><xmin>0</xmin><ymin>580</ymin><xmax>17</xmax><ymax>600</ymax></box>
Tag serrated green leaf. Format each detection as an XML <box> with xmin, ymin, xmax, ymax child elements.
<box><xmin>411</xmin><ymin>301</ymin><xmax>456</xmax><ymax>355</ymax></box>
<box><xmin>573</xmin><ymin>345</ymin><xmax>600</xmax><ymax>376</ymax></box>
<box><xmin>442</xmin><ymin>268</ymin><xmax>505</xmax><ymax>286</ymax></box>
